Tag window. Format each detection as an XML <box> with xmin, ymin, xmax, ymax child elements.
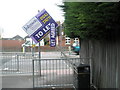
<box><xmin>65</xmin><ymin>37</ymin><xmax>71</xmax><ymax>45</ymax></box>
<box><xmin>74</xmin><ymin>38</ymin><xmax>79</xmax><ymax>46</ymax></box>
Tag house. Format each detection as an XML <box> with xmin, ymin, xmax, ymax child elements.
<box><xmin>56</xmin><ymin>22</ymin><xmax>79</xmax><ymax>47</ymax></box>
<box><xmin>12</xmin><ymin>35</ymin><xmax>24</xmax><ymax>40</ymax></box>
<box><xmin>1</xmin><ymin>35</ymin><xmax>25</xmax><ymax>52</ymax></box>
<box><xmin>22</xmin><ymin>35</ymin><xmax>45</xmax><ymax>47</ymax></box>
<box><xmin>2</xmin><ymin>35</ymin><xmax>24</xmax><ymax>40</ymax></box>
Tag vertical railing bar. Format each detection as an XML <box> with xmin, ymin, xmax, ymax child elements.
<box><xmin>66</xmin><ymin>58</ymin><xmax>68</xmax><ymax>84</ymax></box>
<box><xmin>49</xmin><ymin>60</ymin><xmax>51</xmax><ymax>85</ymax></box>
<box><xmin>27</xmin><ymin>54</ymin><xmax>29</xmax><ymax>73</ymax></box>
<box><xmin>53</xmin><ymin>59</ymin><xmax>55</xmax><ymax>85</ymax></box>
<box><xmin>19</xmin><ymin>54</ymin><xmax>21</xmax><ymax>74</ymax></box>
<box><xmin>19</xmin><ymin>54</ymin><xmax>20</xmax><ymax>74</ymax></box>
<box><xmin>26</xmin><ymin>54</ymin><xmax>28</xmax><ymax>73</ymax></box>
<box><xmin>32</xmin><ymin>59</ymin><xmax>35</xmax><ymax>88</ymax></box>
<box><xmin>58</xmin><ymin>59</ymin><xmax>59</xmax><ymax>85</ymax></box>
<box><xmin>22</xmin><ymin>53</ymin><xmax>24</xmax><ymax>73</ymax></box>
<box><xmin>17</xmin><ymin>54</ymin><xmax>19</xmax><ymax>71</ymax></box>
<box><xmin>61</xmin><ymin>59</ymin><xmax>64</xmax><ymax>86</ymax></box>
<box><xmin>10</xmin><ymin>53</ymin><xmax>12</xmax><ymax>73</ymax></box>
<box><xmin>41</xmin><ymin>59</ymin><xmax>43</xmax><ymax>86</ymax></box>
<box><xmin>11</xmin><ymin>53</ymin><xmax>12</xmax><ymax>74</ymax></box>
<box><xmin>43</xmin><ymin>59</ymin><xmax>45</xmax><ymax>86</ymax></box>
<box><xmin>37</xmin><ymin>60</ymin><xmax>39</xmax><ymax>87</ymax></box>
<box><xmin>28</xmin><ymin>54</ymin><xmax>29</xmax><ymax>73</ymax></box>
<box><xmin>31</xmin><ymin>54</ymin><xmax>32</xmax><ymax>74</ymax></box>
<box><xmin>29</xmin><ymin>54</ymin><xmax>30</xmax><ymax>73</ymax></box>
<box><xmin>14</xmin><ymin>53</ymin><xmax>15</xmax><ymax>72</ymax></box>
<box><xmin>14</xmin><ymin>53</ymin><xmax>16</xmax><ymax>72</ymax></box>
<box><xmin>56</xmin><ymin>59</ymin><xmax>57</xmax><ymax>85</ymax></box>
<box><xmin>21</xmin><ymin>54</ymin><xmax>22</xmax><ymax>74</ymax></box>
<box><xmin>50</xmin><ymin>59</ymin><xmax>54</xmax><ymax>86</ymax></box>
<box><xmin>30</xmin><ymin>54</ymin><xmax>31</xmax><ymax>73</ymax></box>
<box><xmin>5</xmin><ymin>54</ymin><xmax>6</xmax><ymax>74</ymax></box>
<box><xmin>69</xmin><ymin>58</ymin><xmax>71</xmax><ymax>85</ymax></box>
<box><xmin>60</xmin><ymin>58</ymin><xmax>62</xmax><ymax>85</ymax></box>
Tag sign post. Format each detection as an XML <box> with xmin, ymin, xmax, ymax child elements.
<box><xmin>38</xmin><ymin>41</ymin><xmax>41</xmax><ymax>75</ymax></box>
<box><xmin>37</xmin><ymin>10</ymin><xmax>41</xmax><ymax>76</ymax></box>
<box><xmin>22</xmin><ymin>9</ymin><xmax>58</xmax><ymax>76</ymax></box>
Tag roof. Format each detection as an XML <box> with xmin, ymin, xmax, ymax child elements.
<box><xmin>2</xmin><ymin>35</ymin><xmax>24</xmax><ymax>40</ymax></box>
<box><xmin>12</xmin><ymin>35</ymin><xmax>24</xmax><ymax>40</ymax></box>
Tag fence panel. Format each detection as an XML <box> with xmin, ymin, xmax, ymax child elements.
<box><xmin>80</xmin><ymin>40</ymin><xmax>120</xmax><ymax>89</ymax></box>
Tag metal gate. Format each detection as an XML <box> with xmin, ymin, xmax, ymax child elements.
<box><xmin>32</xmin><ymin>58</ymin><xmax>90</xmax><ymax>89</ymax></box>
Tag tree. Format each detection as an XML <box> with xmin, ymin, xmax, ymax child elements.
<box><xmin>60</xmin><ymin>2</ymin><xmax>120</xmax><ymax>40</ymax></box>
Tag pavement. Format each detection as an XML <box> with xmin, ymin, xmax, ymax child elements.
<box><xmin>2</xmin><ymin>74</ymin><xmax>74</xmax><ymax>88</ymax></box>
<box><xmin>2</xmin><ymin>75</ymin><xmax>33</xmax><ymax>88</ymax></box>
<box><xmin>1</xmin><ymin>51</ymin><xmax>79</xmax><ymax>89</ymax></box>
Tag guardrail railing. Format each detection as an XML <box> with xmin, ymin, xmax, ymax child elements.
<box><xmin>1</xmin><ymin>52</ymin><xmax>38</xmax><ymax>75</ymax></box>
<box><xmin>32</xmin><ymin>58</ymin><xmax>91</xmax><ymax>88</ymax></box>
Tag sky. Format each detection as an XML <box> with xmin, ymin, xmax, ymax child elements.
<box><xmin>0</xmin><ymin>0</ymin><xmax>64</xmax><ymax>38</ymax></box>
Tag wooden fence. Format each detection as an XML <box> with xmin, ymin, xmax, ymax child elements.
<box><xmin>80</xmin><ymin>39</ymin><xmax>120</xmax><ymax>89</ymax></box>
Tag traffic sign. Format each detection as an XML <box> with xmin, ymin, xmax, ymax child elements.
<box><xmin>22</xmin><ymin>9</ymin><xmax>58</xmax><ymax>44</ymax></box>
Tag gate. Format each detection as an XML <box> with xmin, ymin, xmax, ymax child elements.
<box><xmin>32</xmin><ymin>58</ymin><xmax>90</xmax><ymax>89</ymax></box>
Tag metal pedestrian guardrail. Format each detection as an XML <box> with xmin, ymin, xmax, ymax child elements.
<box><xmin>32</xmin><ymin>58</ymin><xmax>91</xmax><ymax>88</ymax></box>
<box><xmin>1</xmin><ymin>52</ymin><xmax>92</xmax><ymax>89</ymax></box>
<box><xmin>1</xmin><ymin>52</ymin><xmax>38</xmax><ymax>75</ymax></box>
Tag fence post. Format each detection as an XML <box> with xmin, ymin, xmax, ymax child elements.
<box><xmin>90</xmin><ymin>57</ymin><xmax>92</xmax><ymax>85</ymax></box>
<box><xmin>17</xmin><ymin>55</ymin><xmax>19</xmax><ymax>71</ymax></box>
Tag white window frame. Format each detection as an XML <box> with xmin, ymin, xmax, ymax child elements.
<box><xmin>74</xmin><ymin>38</ymin><xmax>79</xmax><ymax>45</ymax></box>
<box><xmin>65</xmin><ymin>37</ymin><xmax>71</xmax><ymax>45</ymax></box>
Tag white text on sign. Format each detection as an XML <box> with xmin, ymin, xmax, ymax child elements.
<box><xmin>35</xmin><ymin>23</ymin><xmax>51</xmax><ymax>38</ymax></box>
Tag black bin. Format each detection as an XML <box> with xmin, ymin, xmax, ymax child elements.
<box><xmin>75</xmin><ymin>64</ymin><xmax>90</xmax><ymax>89</ymax></box>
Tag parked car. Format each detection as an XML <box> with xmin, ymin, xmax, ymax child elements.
<box><xmin>71</xmin><ymin>43</ymin><xmax>80</xmax><ymax>55</ymax></box>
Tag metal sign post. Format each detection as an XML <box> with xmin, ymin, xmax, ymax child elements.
<box><xmin>38</xmin><ymin>42</ymin><xmax>41</xmax><ymax>76</ymax></box>
<box><xmin>22</xmin><ymin>9</ymin><xmax>58</xmax><ymax>76</ymax></box>
<box><xmin>38</xmin><ymin>10</ymin><xmax>41</xmax><ymax>76</ymax></box>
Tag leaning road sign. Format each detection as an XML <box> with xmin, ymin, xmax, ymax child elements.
<box><xmin>22</xmin><ymin>9</ymin><xmax>58</xmax><ymax>43</ymax></box>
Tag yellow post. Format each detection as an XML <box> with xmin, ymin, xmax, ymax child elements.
<box><xmin>22</xmin><ymin>46</ymin><xmax>25</xmax><ymax>53</ymax></box>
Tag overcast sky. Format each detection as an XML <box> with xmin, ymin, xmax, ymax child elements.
<box><xmin>0</xmin><ymin>0</ymin><xmax>64</xmax><ymax>38</ymax></box>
